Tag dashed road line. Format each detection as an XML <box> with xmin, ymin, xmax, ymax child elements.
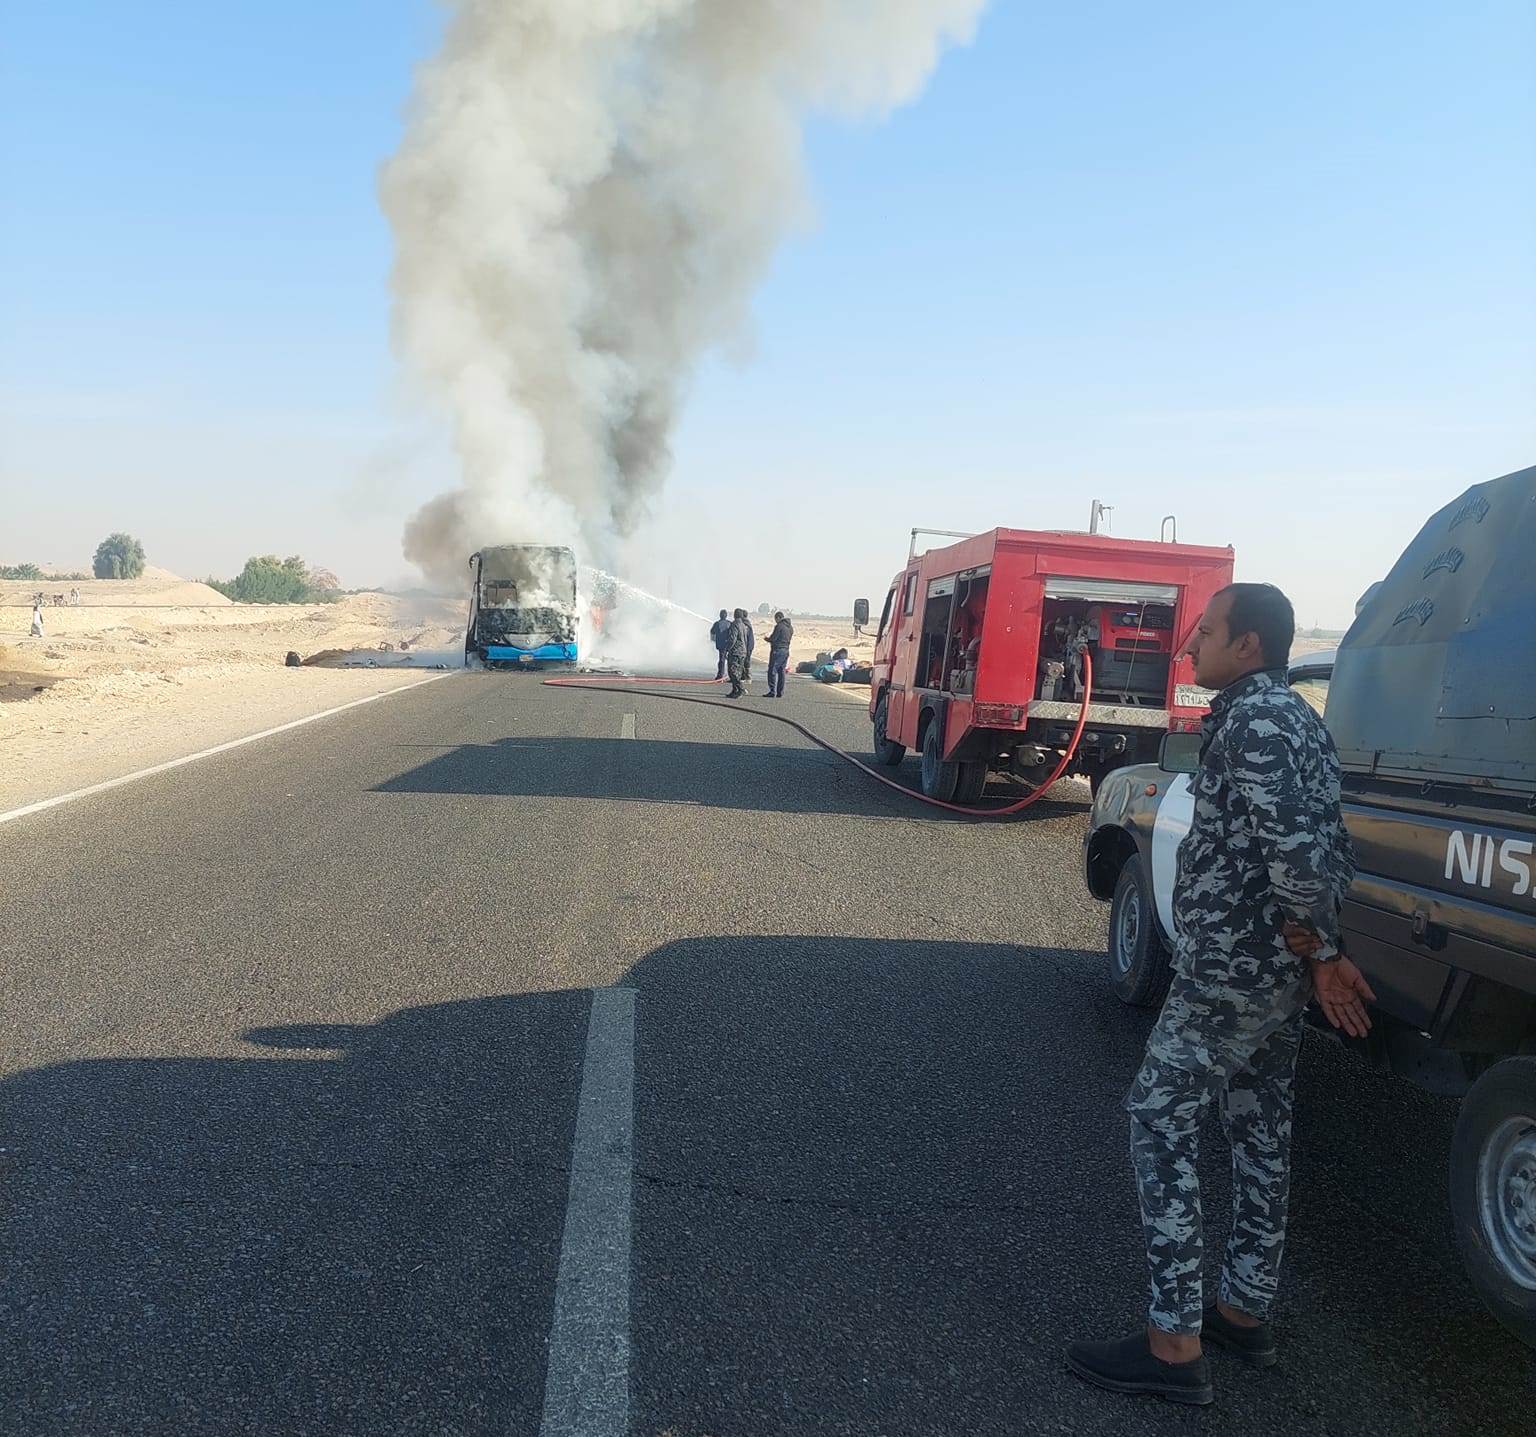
<box><xmin>538</xmin><ymin>986</ymin><xmax>637</xmax><ymax>1437</ymax></box>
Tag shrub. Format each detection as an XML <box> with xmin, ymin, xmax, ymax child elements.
<box><xmin>0</xmin><ymin>562</ymin><xmax>44</xmax><ymax>581</ymax></box>
<box><xmin>211</xmin><ymin>555</ymin><xmax>344</xmax><ymax>604</ymax></box>
<box><xmin>93</xmin><ymin>533</ymin><xmax>147</xmax><ymax>579</ymax></box>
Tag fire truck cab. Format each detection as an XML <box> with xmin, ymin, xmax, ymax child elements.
<box><xmin>866</xmin><ymin>526</ymin><xmax>1234</xmax><ymax>800</ymax></box>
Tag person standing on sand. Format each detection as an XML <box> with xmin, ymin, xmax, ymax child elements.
<box><xmin>1067</xmin><ymin>583</ymin><xmax>1366</xmax><ymax>1407</ymax></box>
<box><xmin>765</xmin><ymin>611</ymin><xmax>793</xmax><ymax>697</ymax></box>
<box><xmin>30</xmin><ymin>601</ymin><xmax>45</xmax><ymax>637</ymax></box>
<box><xmin>709</xmin><ymin>609</ymin><xmax>732</xmax><ymax>680</ymax></box>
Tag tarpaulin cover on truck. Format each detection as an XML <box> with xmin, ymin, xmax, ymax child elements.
<box><xmin>1329</xmin><ymin>463</ymin><xmax>1536</xmax><ymax>791</ymax></box>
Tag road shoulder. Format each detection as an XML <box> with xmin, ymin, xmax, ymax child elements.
<box><xmin>0</xmin><ymin>665</ymin><xmax>449</xmax><ymax>814</ymax></box>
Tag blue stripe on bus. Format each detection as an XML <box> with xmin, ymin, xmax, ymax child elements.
<box><xmin>484</xmin><ymin>643</ymin><xmax>578</xmax><ymax>662</ymax></box>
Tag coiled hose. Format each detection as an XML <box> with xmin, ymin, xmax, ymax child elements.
<box><xmin>542</xmin><ymin>651</ymin><xmax>1094</xmax><ymax>819</ymax></box>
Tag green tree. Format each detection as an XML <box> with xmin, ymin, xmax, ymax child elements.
<box><xmin>229</xmin><ymin>555</ymin><xmax>311</xmax><ymax>603</ymax></box>
<box><xmin>92</xmin><ymin>532</ymin><xmax>147</xmax><ymax>580</ymax></box>
<box><xmin>0</xmin><ymin>562</ymin><xmax>44</xmax><ymax>581</ymax></box>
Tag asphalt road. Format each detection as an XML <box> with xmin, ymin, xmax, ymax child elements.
<box><xmin>0</xmin><ymin>671</ymin><xmax>1529</xmax><ymax>1435</ymax></box>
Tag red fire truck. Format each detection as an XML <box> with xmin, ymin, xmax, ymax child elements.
<box><xmin>863</xmin><ymin>525</ymin><xmax>1234</xmax><ymax>800</ymax></box>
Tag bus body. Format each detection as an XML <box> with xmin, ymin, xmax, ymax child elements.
<box><xmin>466</xmin><ymin>545</ymin><xmax>579</xmax><ymax>669</ymax></box>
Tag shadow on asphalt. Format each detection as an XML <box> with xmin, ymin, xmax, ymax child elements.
<box><xmin>371</xmin><ymin>735</ymin><xmax>1089</xmax><ymax>823</ymax></box>
<box><xmin>0</xmin><ymin>938</ymin><xmax>1526</xmax><ymax>1435</ymax></box>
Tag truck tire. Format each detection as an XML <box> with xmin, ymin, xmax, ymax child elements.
<box><xmin>920</xmin><ymin>717</ymin><xmax>959</xmax><ymax>802</ymax></box>
<box><xmin>1450</xmin><ymin>1056</ymin><xmax>1536</xmax><ymax>1349</ymax></box>
<box><xmin>873</xmin><ymin>691</ymin><xmax>905</xmax><ymax>767</ymax></box>
<box><xmin>1108</xmin><ymin>858</ymin><xmax>1172</xmax><ymax>1008</ymax></box>
<box><xmin>954</xmin><ymin>759</ymin><xmax>988</xmax><ymax>805</ymax></box>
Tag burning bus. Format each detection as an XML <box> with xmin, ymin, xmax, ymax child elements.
<box><xmin>465</xmin><ymin>544</ymin><xmax>580</xmax><ymax>669</ymax></box>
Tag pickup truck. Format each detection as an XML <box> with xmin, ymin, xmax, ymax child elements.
<box><xmin>1082</xmin><ymin>464</ymin><xmax>1536</xmax><ymax>1348</ymax></box>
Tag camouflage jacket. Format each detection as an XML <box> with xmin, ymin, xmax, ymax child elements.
<box><xmin>725</xmin><ymin>619</ymin><xmax>752</xmax><ymax>660</ymax></box>
<box><xmin>1172</xmin><ymin>668</ymin><xmax>1355</xmax><ymax>973</ymax></box>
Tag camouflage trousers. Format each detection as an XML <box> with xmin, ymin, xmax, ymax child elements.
<box><xmin>1124</xmin><ymin>961</ymin><xmax>1310</xmax><ymax>1335</ymax></box>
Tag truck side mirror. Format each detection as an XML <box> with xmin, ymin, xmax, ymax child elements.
<box><xmin>1159</xmin><ymin>731</ymin><xmax>1202</xmax><ymax>774</ymax></box>
<box><xmin>853</xmin><ymin>598</ymin><xmax>870</xmax><ymax>627</ymax></box>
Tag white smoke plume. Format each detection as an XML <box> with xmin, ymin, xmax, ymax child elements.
<box><xmin>580</xmin><ymin>567</ymin><xmax>713</xmax><ymax>673</ymax></box>
<box><xmin>382</xmin><ymin>0</ymin><xmax>987</xmax><ymax>589</ymax></box>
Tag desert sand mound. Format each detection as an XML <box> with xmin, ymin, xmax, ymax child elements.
<box><xmin>0</xmin><ymin>574</ymin><xmax>231</xmax><ymax>606</ymax></box>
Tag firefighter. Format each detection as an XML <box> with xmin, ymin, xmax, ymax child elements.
<box><xmin>1067</xmin><ymin>583</ymin><xmax>1370</xmax><ymax>1406</ymax></box>
<box><xmin>765</xmin><ymin>611</ymin><xmax>793</xmax><ymax>697</ymax></box>
<box><xmin>709</xmin><ymin>609</ymin><xmax>732</xmax><ymax>681</ymax></box>
<box><xmin>724</xmin><ymin>608</ymin><xmax>752</xmax><ymax>698</ymax></box>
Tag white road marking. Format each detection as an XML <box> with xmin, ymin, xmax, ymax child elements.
<box><xmin>539</xmin><ymin>986</ymin><xmax>636</xmax><ymax>1437</ymax></box>
<box><xmin>619</xmin><ymin>712</ymin><xmax>635</xmax><ymax>740</ymax></box>
<box><xmin>0</xmin><ymin>672</ymin><xmax>453</xmax><ymax>828</ymax></box>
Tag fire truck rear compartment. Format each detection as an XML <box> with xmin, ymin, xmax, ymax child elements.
<box><xmin>1037</xmin><ymin>596</ymin><xmax>1175</xmax><ymax>705</ymax></box>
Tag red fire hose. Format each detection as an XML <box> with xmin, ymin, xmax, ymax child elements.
<box><xmin>542</xmin><ymin>651</ymin><xmax>1095</xmax><ymax>819</ymax></box>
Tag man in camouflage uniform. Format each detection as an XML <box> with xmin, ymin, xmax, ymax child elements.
<box><xmin>1068</xmin><ymin>583</ymin><xmax>1374</xmax><ymax>1406</ymax></box>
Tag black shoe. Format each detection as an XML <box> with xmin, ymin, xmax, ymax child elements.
<box><xmin>1202</xmin><ymin>1304</ymin><xmax>1277</xmax><ymax>1367</ymax></box>
<box><xmin>1065</xmin><ymin>1331</ymin><xmax>1213</xmax><ymax>1406</ymax></box>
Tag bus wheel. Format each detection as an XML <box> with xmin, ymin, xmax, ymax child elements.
<box><xmin>920</xmin><ymin>719</ymin><xmax>960</xmax><ymax>802</ymax></box>
<box><xmin>873</xmin><ymin>691</ymin><xmax>905</xmax><ymax>767</ymax></box>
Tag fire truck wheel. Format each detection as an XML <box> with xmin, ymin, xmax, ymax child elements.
<box><xmin>1108</xmin><ymin>858</ymin><xmax>1172</xmax><ymax>1008</ymax></box>
<box><xmin>954</xmin><ymin>759</ymin><xmax>988</xmax><ymax>804</ymax></box>
<box><xmin>920</xmin><ymin>718</ymin><xmax>960</xmax><ymax>802</ymax></box>
<box><xmin>872</xmin><ymin>691</ymin><xmax>906</xmax><ymax>767</ymax></box>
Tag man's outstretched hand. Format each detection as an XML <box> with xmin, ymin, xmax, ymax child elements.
<box><xmin>1309</xmin><ymin>955</ymin><xmax>1376</xmax><ymax>1038</ymax></box>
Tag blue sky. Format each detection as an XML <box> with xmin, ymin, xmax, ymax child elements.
<box><xmin>3</xmin><ymin>1</ymin><xmax>1532</xmax><ymax>625</ymax></box>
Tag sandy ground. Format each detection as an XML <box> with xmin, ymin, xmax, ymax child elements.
<box><xmin>1</xmin><ymin>576</ymin><xmax>465</xmax><ymax>811</ymax></box>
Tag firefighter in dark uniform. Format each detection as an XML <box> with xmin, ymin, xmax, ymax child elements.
<box><xmin>765</xmin><ymin>611</ymin><xmax>793</xmax><ymax>697</ymax></box>
<box><xmin>1068</xmin><ymin>583</ymin><xmax>1373</xmax><ymax>1406</ymax></box>
<box><xmin>724</xmin><ymin>608</ymin><xmax>753</xmax><ymax>698</ymax></box>
<box><xmin>709</xmin><ymin>609</ymin><xmax>732</xmax><ymax>680</ymax></box>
